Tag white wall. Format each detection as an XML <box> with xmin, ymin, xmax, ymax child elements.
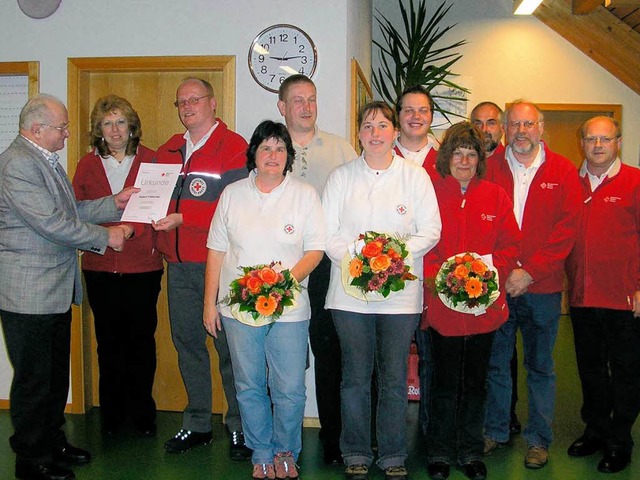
<box><xmin>0</xmin><ymin>0</ymin><xmax>373</xmax><ymax>415</ymax></box>
<box><xmin>372</xmin><ymin>0</ymin><xmax>640</xmax><ymax>166</ymax></box>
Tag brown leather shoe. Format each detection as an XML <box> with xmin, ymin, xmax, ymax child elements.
<box><xmin>524</xmin><ymin>446</ymin><xmax>549</xmax><ymax>469</ymax></box>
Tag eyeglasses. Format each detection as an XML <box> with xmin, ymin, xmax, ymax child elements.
<box><xmin>584</xmin><ymin>136</ymin><xmax>617</xmax><ymax>145</ymax></box>
<box><xmin>101</xmin><ymin>119</ymin><xmax>128</xmax><ymax>129</ymax></box>
<box><xmin>506</xmin><ymin>120</ymin><xmax>540</xmax><ymax>130</ymax></box>
<box><xmin>42</xmin><ymin>123</ymin><xmax>70</xmax><ymax>132</ymax></box>
<box><xmin>173</xmin><ymin>95</ymin><xmax>210</xmax><ymax>108</ymax></box>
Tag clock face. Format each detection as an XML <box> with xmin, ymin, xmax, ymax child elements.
<box><xmin>248</xmin><ymin>24</ymin><xmax>317</xmax><ymax>93</ymax></box>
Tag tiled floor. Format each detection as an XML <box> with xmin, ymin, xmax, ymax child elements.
<box><xmin>0</xmin><ymin>316</ymin><xmax>638</xmax><ymax>479</ymax></box>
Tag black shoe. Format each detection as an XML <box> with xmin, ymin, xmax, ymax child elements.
<box><xmin>164</xmin><ymin>429</ymin><xmax>213</xmax><ymax>454</ymax></box>
<box><xmin>322</xmin><ymin>442</ymin><xmax>342</xmax><ymax>465</ymax></box>
<box><xmin>229</xmin><ymin>430</ymin><xmax>252</xmax><ymax>461</ymax></box>
<box><xmin>52</xmin><ymin>444</ymin><xmax>91</xmax><ymax>466</ymax></box>
<box><xmin>509</xmin><ymin>413</ymin><xmax>521</xmax><ymax>436</ymax></box>
<box><xmin>597</xmin><ymin>449</ymin><xmax>631</xmax><ymax>473</ymax></box>
<box><xmin>461</xmin><ymin>460</ymin><xmax>487</xmax><ymax>480</ymax></box>
<box><xmin>567</xmin><ymin>435</ymin><xmax>604</xmax><ymax>457</ymax></box>
<box><xmin>427</xmin><ymin>461</ymin><xmax>450</xmax><ymax>479</ymax></box>
<box><xmin>137</xmin><ymin>423</ymin><xmax>157</xmax><ymax>437</ymax></box>
<box><xmin>16</xmin><ymin>462</ymin><xmax>75</xmax><ymax>480</ymax></box>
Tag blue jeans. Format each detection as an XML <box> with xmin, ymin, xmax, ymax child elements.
<box><xmin>331</xmin><ymin>309</ymin><xmax>419</xmax><ymax>470</ymax></box>
<box><xmin>484</xmin><ymin>293</ymin><xmax>561</xmax><ymax>448</ymax></box>
<box><xmin>221</xmin><ymin>316</ymin><xmax>309</xmax><ymax>465</ymax></box>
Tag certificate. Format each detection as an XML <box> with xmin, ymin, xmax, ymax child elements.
<box><xmin>121</xmin><ymin>163</ymin><xmax>182</xmax><ymax>223</ymax></box>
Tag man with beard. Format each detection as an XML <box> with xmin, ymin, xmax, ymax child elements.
<box><xmin>483</xmin><ymin>100</ymin><xmax>581</xmax><ymax>469</ymax></box>
<box><xmin>471</xmin><ymin>102</ymin><xmax>505</xmax><ymax>161</ymax></box>
<box><xmin>471</xmin><ymin>102</ymin><xmax>522</xmax><ymax>437</ymax></box>
<box><xmin>565</xmin><ymin>116</ymin><xmax>640</xmax><ymax>474</ymax></box>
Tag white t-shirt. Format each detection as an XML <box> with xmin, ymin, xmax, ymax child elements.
<box><xmin>207</xmin><ymin>170</ymin><xmax>326</xmax><ymax>322</ymax></box>
<box><xmin>322</xmin><ymin>154</ymin><xmax>441</xmax><ymax>314</ymax></box>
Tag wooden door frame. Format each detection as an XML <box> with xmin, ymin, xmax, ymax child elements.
<box><xmin>66</xmin><ymin>55</ymin><xmax>236</xmax><ymax>413</ymax></box>
<box><xmin>0</xmin><ymin>61</ymin><xmax>39</xmax><ymax>410</ymax></box>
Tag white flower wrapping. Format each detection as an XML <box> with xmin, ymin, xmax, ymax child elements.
<box><xmin>435</xmin><ymin>252</ymin><xmax>500</xmax><ymax>316</ymax></box>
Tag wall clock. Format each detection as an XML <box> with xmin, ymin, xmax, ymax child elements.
<box><xmin>17</xmin><ymin>0</ymin><xmax>62</xmax><ymax>19</ymax></box>
<box><xmin>248</xmin><ymin>24</ymin><xmax>317</xmax><ymax>93</ymax></box>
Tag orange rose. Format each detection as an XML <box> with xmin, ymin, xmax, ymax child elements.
<box><xmin>246</xmin><ymin>276</ymin><xmax>263</xmax><ymax>294</ymax></box>
<box><xmin>387</xmin><ymin>248</ymin><xmax>402</xmax><ymax>260</ymax></box>
<box><xmin>471</xmin><ymin>259</ymin><xmax>487</xmax><ymax>275</ymax></box>
<box><xmin>462</xmin><ymin>253</ymin><xmax>474</xmax><ymax>263</ymax></box>
<box><xmin>454</xmin><ymin>264</ymin><xmax>470</xmax><ymax>279</ymax></box>
<box><xmin>361</xmin><ymin>241</ymin><xmax>383</xmax><ymax>258</ymax></box>
<box><xmin>255</xmin><ymin>294</ymin><xmax>277</xmax><ymax>316</ymax></box>
<box><xmin>455</xmin><ymin>255</ymin><xmax>464</xmax><ymax>264</ymax></box>
<box><xmin>349</xmin><ymin>257</ymin><xmax>363</xmax><ymax>278</ymax></box>
<box><xmin>465</xmin><ymin>277</ymin><xmax>483</xmax><ymax>298</ymax></box>
<box><xmin>238</xmin><ymin>274</ymin><xmax>250</xmax><ymax>287</ymax></box>
<box><xmin>258</xmin><ymin>267</ymin><xmax>278</xmax><ymax>285</ymax></box>
<box><xmin>370</xmin><ymin>254</ymin><xmax>392</xmax><ymax>273</ymax></box>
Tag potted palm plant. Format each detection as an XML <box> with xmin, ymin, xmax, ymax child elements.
<box><xmin>373</xmin><ymin>0</ymin><xmax>469</xmax><ymax>125</ymax></box>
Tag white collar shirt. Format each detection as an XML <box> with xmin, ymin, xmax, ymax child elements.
<box><xmin>506</xmin><ymin>142</ymin><xmax>545</xmax><ymax>228</ymax></box>
<box><xmin>184</xmin><ymin>121</ymin><xmax>218</xmax><ymax>162</ymax></box>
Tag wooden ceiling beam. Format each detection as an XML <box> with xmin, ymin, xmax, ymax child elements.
<box><xmin>573</xmin><ymin>0</ymin><xmax>606</xmax><ymax>15</ymax></box>
<box><xmin>535</xmin><ymin>0</ymin><xmax>640</xmax><ymax>95</ymax></box>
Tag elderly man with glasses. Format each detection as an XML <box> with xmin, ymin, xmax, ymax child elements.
<box><xmin>482</xmin><ymin>100</ymin><xmax>581</xmax><ymax>470</ymax></box>
<box><xmin>565</xmin><ymin>116</ymin><xmax>640</xmax><ymax>474</ymax></box>
<box><xmin>0</xmin><ymin>94</ymin><xmax>136</xmax><ymax>480</ymax></box>
<box><xmin>153</xmin><ymin>77</ymin><xmax>250</xmax><ymax>460</ymax></box>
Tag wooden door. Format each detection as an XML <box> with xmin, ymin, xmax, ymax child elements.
<box><xmin>67</xmin><ymin>56</ymin><xmax>236</xmax><ymax>415</ymax></box>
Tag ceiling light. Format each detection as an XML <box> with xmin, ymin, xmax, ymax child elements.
<box><xmin>514</xmin><ymin>0</ymin><xmax>544</xmax><ymax>15</ymax></box>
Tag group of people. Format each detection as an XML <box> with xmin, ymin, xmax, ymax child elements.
<box><xmin>0</xmin><ymin>72</ymin><xmax>638</xmax><ymax>480</ymax></box>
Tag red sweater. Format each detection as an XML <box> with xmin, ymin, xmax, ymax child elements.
<box><xmin>485</xmin><ymin>143</ymin><xmax>581</xmax><ymax>294</ymax></box>
<box><xmin>566</xmin><ymin>163</ymin><xmax>640</xmax><ymax>310</ymax></box>
<box><xmin>156</xmin><ymin>120</ymin><xmax>248</xmax><ymax>263</ymax></box>
<box><xmin>422</xmin><ymin>175</ymin><xmax>521</xmax><ymax>335</ymax></box>
<box><xmin>394</xmin><ymin>144</ymin><xmax>439</xmax><ymax>182</ymax></box>
<box><xmin>72</xmin><ymin>146</ymin><xmax>163</xmax><ymax>273</ymax></box>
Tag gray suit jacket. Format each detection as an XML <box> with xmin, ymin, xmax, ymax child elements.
<box><xmin>0</xmin><ymin>136</ymin><xmax>120</xmax><ymax>314</ymax></box>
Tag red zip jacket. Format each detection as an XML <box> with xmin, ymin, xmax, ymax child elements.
<box><xmin>566</xmin><ymin>162</ymin><xmax>640</xmax><ymax>310</ymax></box>
<box><xmin>485</xmin><ymin>143</ymin><xmax>581</xmax><ymax>294</ymax></box>
<box><xmin>72</xmin><ymin>146</ymin><xmax>163</xmax><ymax>273</ymax></box>
<box><xmin>155</xmin><ymin>120</ymin><xmax>248</xmax><ymax>263</ymax></box>
<box><xmin>394</xmin><ymin>144</ymin><xmax>439</xmax><ymax>182</ymax></box>
<box><xmin>422</xmin><ymin>175</ymin><xmax>521</xmax><ymax>335</ymax></box>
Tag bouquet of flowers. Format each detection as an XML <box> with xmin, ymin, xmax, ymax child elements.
<box><xmin>222</xmin><ymin>261</ymin><xmax>300</xmax><ymax>326</ymax></box>
<box><xmin>435</xmin><ymin>252</ymin><xmax>499</xmax><ymax>315</ymax></box>
<box><xmin>341</xmin><ymin>231</ymin><xmax>417</xmax><ymax>301</ymax></box>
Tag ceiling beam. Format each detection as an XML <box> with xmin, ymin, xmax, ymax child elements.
<box><xmin>573</xmin><ymin>0</ymin><xmax>606</xmax><ymax>14</ymax></box>
<box><xmin>534</xmin><ymin>0</ymin><xmax>640</xmax><ymax>95</ymax></box>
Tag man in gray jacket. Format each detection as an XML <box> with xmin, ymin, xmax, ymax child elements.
<box><xmin>0</xmin><ymin>94</ymin><xmax>136</xmax><ymax>480</ymax></box>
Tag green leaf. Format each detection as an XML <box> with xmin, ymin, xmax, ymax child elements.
<box><xmin>373</xmin><ymin>0</ymin><xmax>468</xmax><ymax>118</ymax></box>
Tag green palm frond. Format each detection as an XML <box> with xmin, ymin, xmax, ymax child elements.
<box><xmin>373</xmin><ymin>0</ymin><xmax>468</xmax><ymax>119</ymax></box>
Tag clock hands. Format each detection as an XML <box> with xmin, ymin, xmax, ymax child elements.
<box><xmin>269</xmin><ymin>51</ymin><xmax>304</xmax><ymax>61</ymax></box>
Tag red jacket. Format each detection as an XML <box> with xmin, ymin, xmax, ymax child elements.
<box><xmin>487</xmin><ymin>143</ymin><xmax>505</xmax><ymax>162</ymax></box>
<box><xmin>394</xmin><ymin>144</ymin><xmax>439</xmax><ymax>182</ymax></box>
<box><xmin>485</xmin><ymin>143</ymin><xmax>581</xmax><ymax>294</ymax></box>
<box><xmin>422</xmin><ymin>175</ymin><xmax>521</xmax><ymax>335</ymax></box>
<box><xmin>156</xmin><ymin>120</ymin><xmax>248</xmax><ymax>263</ymax></box>
<box><xmin>72</xmin><ymin>145</ymin><xmax>163</xmax><ymax>273</ymax></box>
<box><xmin>566</xmin><ymin>163</ymin><xmax>640</xmax><ymax>310</ymax></box>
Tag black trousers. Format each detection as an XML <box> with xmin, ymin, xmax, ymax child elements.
<box><xmin>308</xmin><ymin>254</ymin><xmax>342</xmax><ymax>447</ymax></box>
<box><xmin>570</xmin><ymin>306</ymin><xmax>640</xmax><ymax>451</ymax></box>
<box><xmin>427</xmin><ymin>328</ymin><xmax>495</xmax><ymax>464</ymax></box>
<box><xmin>0</xmin><ymin>309</ymin><xmax>71</xmax><ymax>464</ymax></box>
<box><xmin>84</xmin><ymin>269</ymin><xmax>163</xmax><ymax>429</ymax></box>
